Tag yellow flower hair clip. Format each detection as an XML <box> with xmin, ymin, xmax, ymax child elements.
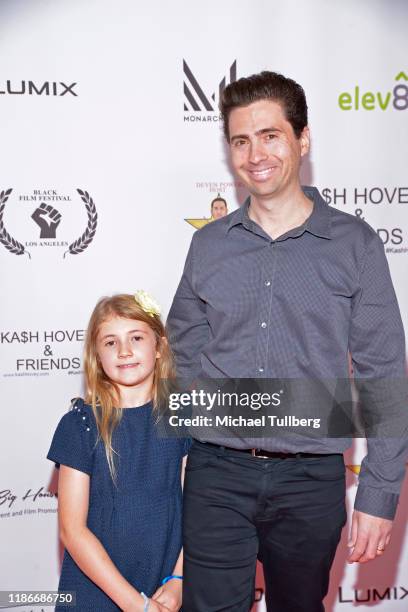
<box><xmin>134</xmin><ymin>290</ymin><xmax>161</xmax><ymax>318</ymax></box>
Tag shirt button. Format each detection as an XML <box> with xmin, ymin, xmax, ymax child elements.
<box><xmin>261</xmin><ymin>322</ymin><xmax>267</xmax><ymax>328</ymax></box>
<box><xmin>258</xmin><ymin>367</ymin><xmax>264</xmax><ymax>373</ymax></box>
<box><xmin>265</xmin><ymin>280</ymin><xmax>271</xmax><ymax>286</ymax></box>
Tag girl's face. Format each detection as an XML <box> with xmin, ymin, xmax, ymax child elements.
<box><xmin>96</xmin><ymin>316</ymin><xmax>160</xmax><ymax>391</ymax></box>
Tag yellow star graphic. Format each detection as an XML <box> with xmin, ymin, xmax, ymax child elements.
<box><xmin>346</xmin><ymin>462</ymin><xmax>408</xmax><ymax>476</ymax></box>
<box><xmin>346</xmin><ymin>464</ymin><xmax>361</xmax><ymax>475</ymax></box>
<box><xmin>185</xmin><ymin>217</ymin><xmax>213</xmax><ymax>230</ymax></box>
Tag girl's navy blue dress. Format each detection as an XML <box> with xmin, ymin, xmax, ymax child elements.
<box><xmin>47</xmin><ymin>399</ymin><xmax>189</xmax><ymax>611</ymax></box>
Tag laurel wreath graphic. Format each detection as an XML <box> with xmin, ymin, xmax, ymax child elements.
<box><xmin>0</xmin><ymin>188</ymin><xmax>97</xmax><ymax>259</ymax></box>
<box><xmin>63</xmin><ymin>189</ymin><xmax>98</xmax><ymax>258</ymax></box>
<box><xmin>0</xmin><ymin>188</ymin><xmax>31</xmax><ymax>258</ymax></box>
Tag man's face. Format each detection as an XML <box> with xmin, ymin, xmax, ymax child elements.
<box><xmin>228</xmin><ymin>99</ymin><xmax>309</xmax><ymax>200</ymax></box>
<box><xmin>211</xmin><ymin>200</ymin><xmax>228</xmax><ymax>219</ymax></box>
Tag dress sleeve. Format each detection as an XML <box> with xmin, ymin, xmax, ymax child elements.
<box><xmin>183</xmin><ymin>437</ymin><xmax>193</xmax><ymax>456</ymax></box>
<box><xmin>47</xmin><ymin>399</ymin><xmax>95</xmax><ymax>476</ymax></box>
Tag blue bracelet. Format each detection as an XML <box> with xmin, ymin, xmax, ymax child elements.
<box><xmin>161</xmin><ymin>574</ymin><xmax>183</xmax><ymax>585</ymax></box>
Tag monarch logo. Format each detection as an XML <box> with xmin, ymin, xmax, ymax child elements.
<box><xmin>338</xmin><ymin>71</ymin><xmax>408</xmax><ymax>111</ymax></box>
<box><xmin>183</xmin><ymin>59</ymin><xmax>237</xmax><ymax>122</ymax></box>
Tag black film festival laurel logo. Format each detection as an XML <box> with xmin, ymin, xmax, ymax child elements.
<box><xmin>0</xmin><ymin>189</ymin><xmax>24</xmax><ymax>256</ymax></box>
<box><xmin>0</xmin><ymin>188</ymin><xmax>97</xmax><ymax>259</ymax></box>
<box><xmin>63</xmin><ymin>190</ymin><xmax>97</xmax><ymax>258</ymax></box>
<box><xmin>183</xmin><ymin>59</ymin><xmax>237</xmax><ymax>122</ymax></box>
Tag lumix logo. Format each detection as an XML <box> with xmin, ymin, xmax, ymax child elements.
<box><xmin>0</xmin><ymin>81</ymin><xmax>77</xmax><ymax>96</ymax></box>
<box><xmin>338</xmin><ymin>71</ymin><xmax>408</xmax><ymax>110</ymax></box>
<box><xmin>183</xmin><ymin>59</ymin><xmax>237</xmax><ymax>122</ymax></box>
<box><xmin>338</xmin><ymin>586</ymin><xmax>408</xmax><ymax>602</ymax></box>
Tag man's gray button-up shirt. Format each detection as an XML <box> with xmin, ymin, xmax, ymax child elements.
<box><xmin>167</xmin><ymin>186</ymin><xmax>408</xmax><ymax>519</ymax></box>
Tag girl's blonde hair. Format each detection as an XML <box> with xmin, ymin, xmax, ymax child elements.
<box><xmin>83</xmin><ymin>293</ymin><xmax>175</xmax><ymax>479</ymax></box>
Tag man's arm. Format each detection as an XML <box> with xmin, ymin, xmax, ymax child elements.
<box><xmin>348</xmin><ymin>230</ymin><xmax>408</xmax><ymax>562</ymax></box>
<box><xmin>167</xmin><ymin>234</ymin><xmax>209</xmax><ymax>379</ymax></box>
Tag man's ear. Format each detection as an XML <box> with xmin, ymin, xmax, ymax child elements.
<box><xmin>300</xmin><ymin>126</ymin><xmax>310</xmax><ymax>157</ymax></box>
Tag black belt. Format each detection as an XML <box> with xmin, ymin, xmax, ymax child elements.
<box><xmin>196</xmin><ymin>440</ymin><xmax>341</xmax><ymax>460</ymax></box>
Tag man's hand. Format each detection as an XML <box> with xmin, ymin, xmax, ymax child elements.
<box><xmin>152</xmin><ymin>579</ymin><xmax>182</xmax><ymax>612</ymax></box>
<box><xmin>348</xmin><ymin>509</ymin><xmax>393</xmax><ymax>563</ymax></box>
<box><xmin>144</xmin><ymin>601</ymin><xmax>170</xmax><ymax>612</ymax></box>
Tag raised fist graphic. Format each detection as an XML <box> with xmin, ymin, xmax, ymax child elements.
<box><xmin>31</xmin><ymin>203</ymin><xmax>62</xmax><ymax>238</ymax></box>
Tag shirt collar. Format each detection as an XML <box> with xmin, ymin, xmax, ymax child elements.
<box><xmin>225</xmin><ymin>186</ymin><xmax>332</xmax><ymax>240</ymax></box>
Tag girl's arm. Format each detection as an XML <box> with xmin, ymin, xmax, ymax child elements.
<box><xmin>58</xmin><ymin>465</ymin><xmax>165</xmax><ymax>612</ymax></box>
<box><xmin>152</xmin><ymin>549</ymin><xmax>183</xmax><ymax>612</ymax></box>
<box><xmin>151</xmin><ymin>455</ymin><xmax>188</xmax><ymax>611</ymax></box>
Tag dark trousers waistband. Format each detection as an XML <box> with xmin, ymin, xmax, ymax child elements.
<box><xmin>194</xmin><ymin>440</ymin><xmax>342</xmax><ymax>459</ymax></box>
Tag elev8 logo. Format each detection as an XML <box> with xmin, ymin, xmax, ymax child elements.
<box><xmin>338</xmin><ymin>71</ymin><xmax>408</xmax><ymax>110</ymax></box>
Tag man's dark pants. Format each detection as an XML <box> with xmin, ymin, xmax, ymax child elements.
<box><xmin>183</xmin><ymin>441</ymin><xmax>347</xmax><ymax>612</ymax></box>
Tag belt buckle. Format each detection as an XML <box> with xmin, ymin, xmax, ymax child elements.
<box><xmin>251</xmin><ymin>448</ymin><xmax>269</xmax><ymax>459</ymax></box>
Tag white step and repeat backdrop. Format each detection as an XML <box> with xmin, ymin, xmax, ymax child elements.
<box><xmin>1</xmin><ymin>0</ymin><xmax>407</xmax><ymax>610</ymax></box>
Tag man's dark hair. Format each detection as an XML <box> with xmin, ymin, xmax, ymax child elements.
<box><xmin>211</xmin><ymin>195</ymin><xmax>227</xmax><ymax>210</ymax></box>
<box><xmin>220</xmin><ymin>71</ymin><xmax>308</xmax><ymax>141</ymax></box>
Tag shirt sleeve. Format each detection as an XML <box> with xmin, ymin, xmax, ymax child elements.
<box><xmin>167</xmin><ymin>234</ymin><xmax>210</xmax><ymax>379</ymax></box>
<box><xmin>349</xmin><ymin>232</ymin><xmax>408</xmax><ymax>519</ymax></box>
<box><xmin>47</xmin><ymin>399</ymin><xmax>95</xmax><ymax>476</ymax></box>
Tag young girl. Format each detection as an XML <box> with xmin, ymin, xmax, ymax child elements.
<box><xmin>47</xmin><ymin>292</ymin><xmax>188</xmax><ymax>611</ymax></box>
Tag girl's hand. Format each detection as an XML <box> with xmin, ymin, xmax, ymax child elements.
<box><xmin>125</xmin><ymin>599</ymin><xmax>168</xmax><ymax>612</ymax></box>
<box><xmin>152</xmin><ymin>580</ymin><xmax>182</xmax><ymax>612</ymax></box>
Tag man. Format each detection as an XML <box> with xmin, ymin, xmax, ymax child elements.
<box><xmin>167</xmin><ymin>72</ymin><xmax>407</xmax><ymax>611</ymax></box>
<box><xmin>210</xmin><ymin>194</ymin><xmax>228</xmax><ymax>220</ymax></box>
